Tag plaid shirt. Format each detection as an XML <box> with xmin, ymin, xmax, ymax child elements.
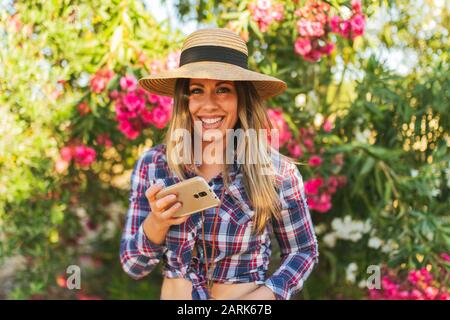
<box><xmin>120</xmin><ymin>143</ymin><xmax>319</xmax><ymax>300</ymax></box>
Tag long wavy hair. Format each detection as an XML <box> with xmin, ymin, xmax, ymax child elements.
<box><xmin>164</xmin><ymin>78</ymin><xmax>293</xmax><ymax>235</ymax></box>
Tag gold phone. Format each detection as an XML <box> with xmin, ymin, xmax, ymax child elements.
<box><xmin>155</xmin><ymin>176</ymin><xmax>221</xmax><ymax>217</ymax></box>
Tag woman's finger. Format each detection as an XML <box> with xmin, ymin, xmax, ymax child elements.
<box><xmin>168</xmin><ymin>214</ymin><xmax>190</xmax><ymax>226</ymax></box>
<box><xmin>155</xmin><ymin>194</ymin><xmax>178</xmax><ymax>211</ymax></box>
<box><xmin>145</xmin><ymin>182</ymin><xmax>164</xmax><ymax>202</ymax></box>
<box><xmin>161</xmin><ymin>201</ymin><xmax>183</xmax><ymax>220</ymax></box>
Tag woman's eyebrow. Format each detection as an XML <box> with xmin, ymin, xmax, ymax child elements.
<box><xmin>189</xmin><ymin>83</ymin><xmax>204</xmax><ymax>87</ymax></box>
<box><xmin>189</xmin><ymin>81</ymin><xmax>233</xmax><ymax>87</ymax></box>
<box><xmin>213</xmin><ymin>81</ymin><xmax>233</xmax><ymax>86</ymax></box>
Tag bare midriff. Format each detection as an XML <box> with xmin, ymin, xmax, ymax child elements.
<box><xmin>160</xmin><ymin>277</ymin><xmax>260</xmax><ymax>300</ymax></box>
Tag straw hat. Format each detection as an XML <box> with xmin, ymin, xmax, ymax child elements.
<box><xmin>138</xmin><ymin>28</ymin><xmax>287</xmax><ymax>100</ymax></box>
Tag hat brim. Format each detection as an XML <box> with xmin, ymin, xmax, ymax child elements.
<box><xmin>138</xmin><ymin>61</ymin><xmax>287</xmax><ymax>100</ymax></box>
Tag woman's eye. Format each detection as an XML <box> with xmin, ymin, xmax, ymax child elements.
<box><xmin>190</xmin><ymin>88</ymin><xmax>202</xmax><ymax>94</ymax></box>
<box><xmin>217</xmin><ymin>87</ymin><xmax>230</xmax><ymax>94</ymax></box>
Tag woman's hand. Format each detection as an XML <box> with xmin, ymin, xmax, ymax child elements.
<box><xmin>142</xmin><ymin>181</ymin><xmax>188</xmax><ymax>244</ymax></box>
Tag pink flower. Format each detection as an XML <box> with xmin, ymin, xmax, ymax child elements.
<box><xmin>419</xmin><ymin>267</ymin><xmax>434</xmax><ymax>284</ymax></box>
<box><xmin>119</xmin><ymin>74</ymin><xmax>137</xmax><ymax>91</ymax></box>
<box><xmin>307</xmin><ymin>193</ymin><xmax>332</xmax><ymax>213</ymax></box>
<box><xmin>424</xmin><ymin>286</ymin><xmax>439</xmax><ymax>300</ymax></box>
<box><xmin>315</xmin><ymin>193</ymin><xmax>332</xmax><ymax>212</ymax></box>
<box><xmin>323</xmin><ymin>119</ymin><xmax>333</xmax><ymax>132</ymax></box>
<box><xmin>55</xmin><ymin>158</ymin><xmax>69</xmax><ymax>174</ymax></box>
<box><xmin>146</xmin><ymin>93</ymin><xmax>160</xmax><ymax>104</ymax></box>
<box><xmin>308</xmin><ymin>155</ymin><xmax>323</xmax><ymax>167</ymax></box>
<box><xmin>109</xmin><ymin>90</ymin><xmax>119</xmax><ymax>99</ymax></box>
<box><xmin>303</xmin><ymin>138</ymin><xmax>314</xmax><ymax>150</ymax></box>
<box><xmin>330</xmin><ymin>16</ymin><xmax>351</xmax><ymax>38</ymax></box>
<box><xmin>329</xmin><ymin>15</ymin><xmax>341</xmax><ymax>33</ymax></box>
<box><xmin>326</xmin><ymin>176</ymin><xmax>339</xmax><ymax>194</ymax></box>
<box><xmin>148</xmin><ymin>106</ymin><xmax>172</xmax><ymax>129</ymax></box>
<box><xmin>157</xmin><ymin>96</ymin><xmax>174</xmax><ymax>111</ymax></box>
<box><xmin>408</xmin><ymin>270</ymin><xmax>421</xmax><ymax>285</ymax></box>
<box><xmin>73</xmin><ymin>145</ymin><xmax>96</xmax><ymax>167</ymax></box>
<box><xmin>303</xmin><ymin>49</ymin><xmax>322</xmax><ymax>62</ymax></box>
<box><xmin>248</xmin><ymin>0</ymin><xmax>283</xmax><ymax>32</ymax></box>
<box><xmin>118</xmin><ymin>120</ymin><xmax>140</xmax><ymax>140</ymax></box>
<box><xmin>123</xmin><ymin>91</ymin><xmax>146</xmax><ymax>115</ymax></box>
<box><xmin>352</xmin><ymin>0</ymin><xmax>362</xmax><ymax>13</ymax></box>
<box><xmin>267</xmin><ymin>108</ymin><xmax>292</xmax><ymax>147</ymax></box>
<box><xmin>271</xmin><ymin>3</ymin><xmax>284</xmax><ymax>21</ymax></box>
<box><xmin>304</xmin><ymin>177</ymin><xmax>323</xmax><ymax>195</ymax></box>
<box><xmin>96</xmin><ymin>134</ymin><xmax>112</xmax><ymax>148</ymax></box>
<box><xmin>60</xmin><ymin>146</ymin><xmax>73</xmax><ymax>162</ymax></box>
<box><xmin>350</xmin><ymin>14</ymin><xmax>365</xmax><ymax>39</ymax></box>
<box><xmin>318</xmin><ymin>42</ymin><xmax>335</xmax><ymax>56</ymax></box>
<box><xmin>77</xmin><ymin>102</ymin><xmax>91</xmax><ymax>116</ymax></box>
<box><xmin>90</xmin><ymin>69</ymin><xmax>114</xmax><ymax>94</ymax></box>
<box><xmin>294</xmin><ymin>38</ymin><xmax>312</xmax><ymax>56</ymax></box>
<box><xmin>287</xmin><ymin>142</ymin><xmax>303</xmax><ymax>158</ymax></box>
<box><xmin>297</xmin><ymin>19</ymin><xmax>325</xmax><ymax>38</ymax></box>
<box><xmin>410</xmin><ymin>289</ymin><xmax>424</xmax><ymax>300</ymax></box>
<box><xmin>440</xmin><ymin>253</ymin><xmax>450</xmax><ymax>262</ymax></box>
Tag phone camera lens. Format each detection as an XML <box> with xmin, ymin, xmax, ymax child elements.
<box><xmin>194</xmin><ymin>194</ymin><xmax>199</xmax><ymax>198</ymax></box>
<box><xmin>199</xmin><ymin>191</ymin><xmax>207</xmax><ymax>197</ymax></box>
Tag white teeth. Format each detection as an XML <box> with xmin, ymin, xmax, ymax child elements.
<box><xmin>200</xmin><ymin>117</ymin><xmax>223</xmax><ymax>124</ymax></box>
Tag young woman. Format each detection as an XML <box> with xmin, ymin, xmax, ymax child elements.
<box><xmin>120</xmin><ymin>28</ymin><xmax>318</xmax><ymax>300</ymax></box>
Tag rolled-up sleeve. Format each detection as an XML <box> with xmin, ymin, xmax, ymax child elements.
<box><xmin>120</xmin><ymin>152</ymin><xmax>166</xmax><ymax>280</ymax></box>
<box><xmin>264</xmin><ymin>163</ymin><xmax>319</xmax><ymax>300</ymax></box>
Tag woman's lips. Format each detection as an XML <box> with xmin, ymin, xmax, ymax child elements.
<box><xmin>198</xmin><ymin>116</ymin><xmax>225</xmax><ymax>129</ymax></box>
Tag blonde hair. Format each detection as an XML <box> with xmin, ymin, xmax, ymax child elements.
<box><xmin>164</xmin><ymin>78</ymin><xmax>295</xmax><ymax>235</ymax></box>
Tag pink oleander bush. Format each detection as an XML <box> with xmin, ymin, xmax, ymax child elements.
<box><xmin>369</xmin><ymin>261</ymin><xmax>450</xmax><ymax>300</ymax></box>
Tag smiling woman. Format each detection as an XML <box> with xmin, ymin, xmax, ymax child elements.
<box><xmin>120</xmin><ymin>28</ymin><xmax>318</xmax><ymax>300</ymax></box>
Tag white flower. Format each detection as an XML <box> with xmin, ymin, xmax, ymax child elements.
<box><xmin>363</xmin><ymin>219</ymin><xmax>372</xmax><ymax>233</ymax></box>
<box><xmin>410</xmin><ymin>169</ymin><xmax>419</xmax><ymax>177</ymax></box>
<box><xmin>339</xmin><ymin>6</ymin><xmax>352</xmax><ymax>20</ymax></box>
<box><xmin>75</xmin><ymin>207</ymin><xmax>87</xmax><ymax>219</ymax></box>
<box><xmin>330</xmin><ymin>215</ymin><xmax>371</xmax><ymax>243</ymax></box>
<box><xmin>430</xmin><ymin>188</ymin><xmax>440</xmax><ymax>197</ymax></box>
<box><xmin>295</xmin><ymin>93</ymin><xmax>306</xmax><ymax>107</ymax></box>
<box><xmin>349</xmin><ymin>233</ymin><xmax>363</xmax><ymax>242</ymax></box>
<box><xmin>358</xmin><ymin>279</ymin><xmax>367</xmax><ymax>289</ymax></box>
<box><xmin>323</xmin><ymin>233</ymin><xmax>337</xmax><ymax>248</ymax></box>
<box><xmin>354</xmin><ymin>128</ymin><xmax>371</xmax><ymax>143</ymax></box>
<box><xmin>346</xmin><ymin>262</ymin><xmax>358</xmax><ymax>283</ymax></box>
<box><xmin>368</xmin><ymin>237</ymin><xmax>383</xmax><ymax>249</ymax></box>
<box><xmin>314</xmin><ymin>113</ymin><xmax>324</xmax><ymax>128</ymax></box>
<box><xmin>314</xmin><ymin>223</ymin><xmax>327</xmax><ymax>236</ymax></box>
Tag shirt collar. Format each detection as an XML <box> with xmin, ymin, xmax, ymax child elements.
<box><xmin>183</xmin><ymin>153</ymin><xmax>242</xmax><ymax>180</ymax></box>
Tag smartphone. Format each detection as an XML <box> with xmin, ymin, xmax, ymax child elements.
<box><xmin>155</xmin><ymin>176</ymin><xmax>221</xmax><ymax>217</ymax></box>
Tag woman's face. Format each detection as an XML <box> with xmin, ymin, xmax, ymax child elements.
<box><xmin>188</xmin><ymin>78</ymin><xmax>238</xmax><ymax>143</ymax></box>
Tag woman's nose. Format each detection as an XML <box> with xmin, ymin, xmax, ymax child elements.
<box><xmin>199</xmin><ymin>90</ymin><xmax>220</xmax><ymax>108</ymax></box>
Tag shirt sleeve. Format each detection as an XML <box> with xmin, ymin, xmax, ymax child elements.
<box><xmin>119</xmin><ymin>152</ymin><xmax>166</xmax><ymax>280</ymax></box>
<box><xmin>264</xmin><ymin>162</ymin><xmax>319</xmax><ymax>300</ymax></box>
